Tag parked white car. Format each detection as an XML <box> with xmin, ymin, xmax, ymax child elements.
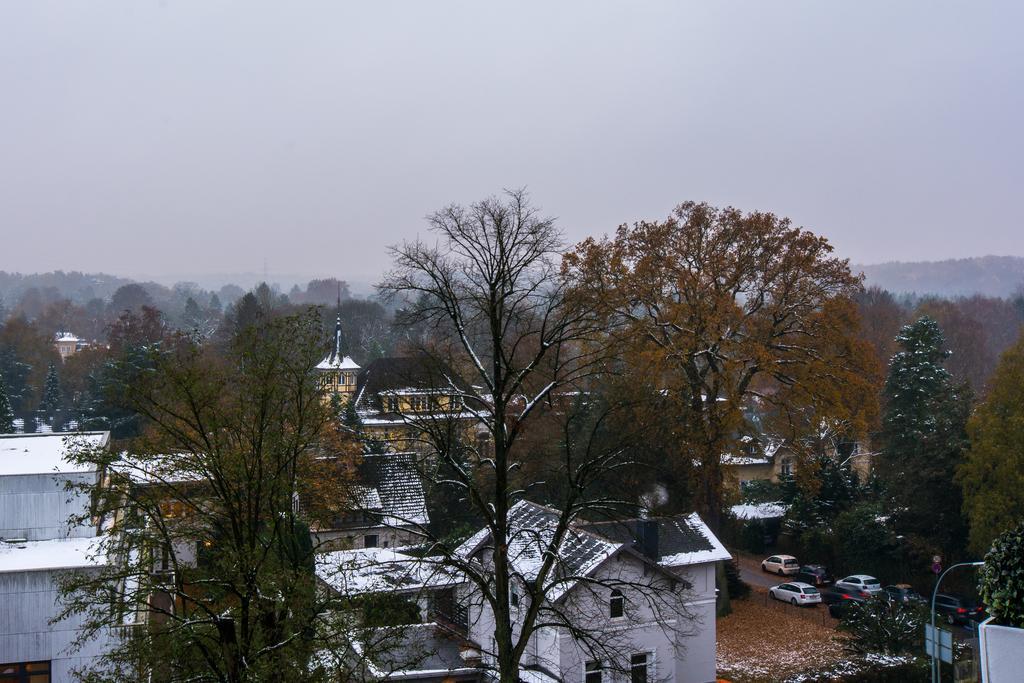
<box><xmin>761</xmin><ymin>554</ymin><xmax>800</xmax><ymax>576</ymax></box>
<box><xmin>769</xmin><ymin>582</ymin><xmax>822</xmax><ymax>606</ymax></box>
<box><xmin>834</xmin><ymin>574</ymin><xmax>883</xmax><ymax>596</ymax></box>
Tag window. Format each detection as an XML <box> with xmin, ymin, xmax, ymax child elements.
<box><xmin>475</xmin><ymin>432</ymin><xmax>493</xmax><ymax>458</ymax></box>
<box><xmin>0</xmin><ymin>660</ymin><xmax>51</xmax><ymax>683</ymax></box>
<box><xmin>610</xmin><ymin>589</ymin><xmax>624</xmax><ymax>618</ymax></box>
<box><xmin>780</xmin><ymin>458</ymin><xmax>793</xmax><ymax>477</ymax></box>
<box><xmin>630</xmin><ymin>653</ymin><xmax>650</xmax><ymax>683</ymax></box>
<box><xmin>584</xmin><ymin>660</ymin><xmax>602</xmax><ymax>683</ymax></box>
<box><xmin>510</xmin><ymin>586</ymin><xmax>519</xmax><ymax>608</ymax></box>
<box><xmin>364</xmin><ymin>534</ymin><xmax>378</xmax><ymax>548</ymax></box>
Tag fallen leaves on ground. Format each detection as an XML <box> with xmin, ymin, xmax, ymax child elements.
<box><xmin>717</xmin><ymin>588</ymin><xmax>849</xmax><ymax>682</ymax></box>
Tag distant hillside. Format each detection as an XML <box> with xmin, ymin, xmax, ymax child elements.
<box><xmin>856</xmin><ymin>256</ymin><xmax>1024</xmax><ymax>298</ymax></box>
<box><xmin>0</xmin><ymin>270</ymin><xmax>135</xmax><ymax>305</ymax></box>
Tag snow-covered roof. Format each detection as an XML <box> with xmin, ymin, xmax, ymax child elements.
<box><xmin>656</xmin><ymin>513</ymin><xmax>732</xmax><ymax>566</ymax></box>
<box><xmin>352</xmin><ymin>485</ymin><xmax>383</xmax><ymax>511</ymax></box>
<box><xmin>0</xmin><ymin>432</ymin><xmax>109</xmax><ymax>476</ymax></box>
<box><xmin>315</xmin><ymin>548</ymin><xmax>459</xmax><ymax>596</ymax></box>
<box><xmin>358</xmin><ymin>412</ymin><xmax>482</xmax><ymax>428</ymax></box>
<box><xmin>0</xmin><ymin>536</ymin><xmax>107</xmax><ymax>573</ymax></box>
<box><xmin>358</xmin><ymin>453</ymin><xmax>430</xmax><ymax>527</ymax></box>
<box><xmin>339</xmin><ymin>623</ymin><xmax>482</xmax><ymax>680</ymax></box>
<box><xmin>317</xmin><ymin>355</ymin><xmax>360</xmax><ymax>371</ymax></box>
<box><xmin>456</xmin><ymin>500</ymin><xmax>622</xmax><ymax>601</ymax></box>
<box><xmin>582</xmin><ymin>513</ymin><xmax>731</xmax><ymax>568</ymax></box>
<box><xmin>730</xmin><ymin>502</ymin><xmax>788</xmax><ymax>520</ymax></box>
<box><xmin>720</xmin><ymin>454</ymin><xmax>771</xmax><ymax>466</ymax></box>
<box><xmin>114</xmin><ymin>452</ymin><xmax>205</xmax><ymax>485</ymax></box>
<box><xmin>54</xmin><ymin>332</ymin><xmax>82</xmax><ymax>343</ymax></box>
<box><xmin>318</xmin><ymin>315</ymin><xmax>360</xmax><ymax>371</ymax></box>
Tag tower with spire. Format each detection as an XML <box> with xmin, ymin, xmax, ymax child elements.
<box><xmin>316</xmin><ymin>312</ymin><xmax>360</xmax><ymax>401</ymax></box>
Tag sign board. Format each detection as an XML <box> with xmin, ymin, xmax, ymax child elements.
<box><xmin>926</xmin><ymin>624</ymin><xmax>954</xmax><ymax>664</ymax></box>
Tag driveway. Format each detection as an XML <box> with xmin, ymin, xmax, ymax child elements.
<box><xmin>732</xmin><ymin>550</ymin><xmax>783</xmax><ymax>589</ymax></box>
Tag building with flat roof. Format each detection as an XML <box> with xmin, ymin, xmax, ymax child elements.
<box><xmin>0</xmin><ymin>432</ymin><xmax>116</xmax><ymax>681</ymax></box>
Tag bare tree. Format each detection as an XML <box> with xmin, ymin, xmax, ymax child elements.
<box><xmin>377</xmin><ymin>190</ymin><xmax>694</xmax><ymax>682</ymax></box>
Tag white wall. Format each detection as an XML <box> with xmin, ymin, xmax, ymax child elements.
<box><xmin>0</xmin><ymin>472</ymin><xmax>97</xmax><ymax>541</ymax></box>
<box><xmin>0</xmin><ymin>567</ymin><xmax>118</xmax><ymax>682</ymax></box>
<box><xmin>461</xmin><ymin>550</ymin><xmax>719</xmax><ymax>683</ymax></box>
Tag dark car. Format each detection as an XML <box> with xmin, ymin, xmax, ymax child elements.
<box><xmin>883</xmin><ymin>584</ymin><xmax>924</xmax><ymax>605</ymax></box>
<box><xmin>934</xmin><ymin>593</ymin><xmax>986</xmax><ymax>626</ymax></box>
<box><xmin>820</xmin><ymin>588</ymin><xmax>867</xmax><ymax>619</ymax></box>
<box><xmin>795</xmin><ymin>564</ymin><xmax>834</xmax><ymax>587</ymax></box>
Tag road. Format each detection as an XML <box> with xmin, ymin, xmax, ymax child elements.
<box><xmin>732</xmin><ymin>550</ymin><xmax>783</xmax><ymax>589</ymax></box>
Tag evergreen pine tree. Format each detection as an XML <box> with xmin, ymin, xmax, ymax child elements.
<box><xmin>341</xmin><ymin>396</ymin><xmax>362</xmax><ymax>432</ymax></box>
<box><xmin>39</xmin><ymin>362</ymin><xmax>62</xmax><ymax>415</ymax></box>
<box><xmin>183</xmin><ymin>297</ymin><xmax>202</xmax><ymax>330</ymax></box>
<box><xmin>0</xmin><ymin>373</ymin><xmax>14</xmax><ymax>433</ymax></box>
<box><xmin>0</xmin><ymin>348</ymin><xmax>31</xmax><ymax>412</ymax></box>
<box><xmin>878</xmin><ymin>316</ymin><xmax>971</xmax><ymax>562</ymax></box>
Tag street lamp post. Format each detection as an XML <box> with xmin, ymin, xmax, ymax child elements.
<box><xmin>930</xmin><ymin>560</ymin><xmax>984</xmax><ymax>683</ymax></box>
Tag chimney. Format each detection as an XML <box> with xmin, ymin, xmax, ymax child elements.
<box><xmin>636</xmin><ymin>519</ymin><xmax>660</xmax><ymax>561</ymax></box>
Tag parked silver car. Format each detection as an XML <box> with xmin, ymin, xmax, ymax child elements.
<box><xmin>769</xmin><ymin>581</ymin><xmax>822</xmax><ymax>606</ymax></box>
<box><xmin>834</xmin><ymin>574</ymin><xmax>882</xmax><ymax>597</ymax></box>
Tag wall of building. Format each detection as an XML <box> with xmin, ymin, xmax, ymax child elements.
<box><xmin>460</xmin><ymin>551</ymin><xmax>718</xmax><ymax>683</ymax></box>
<box><xmin>0</xmin><ymin>472</ymin><xmax>97</xmax><ymax>541</ymax></box>
<box><xmin>313</xmin><ymin>525</ymin><xmax>421</xmax><ymax>551</ymax></box>
<box><xmin>0</xmin><ymin>567</ymin><xmax>117</xmax><ymax>682</ymax></box>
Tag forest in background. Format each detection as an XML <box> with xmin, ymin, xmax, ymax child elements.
<box><xmin>2</xmin><ymin>263</ymin><xmax>1023</xmax><ymax>407</ymax></box>
<box><xmin>856</xmin><ymin>254</ymin><xmax>1024</xmax><ymax>298</ymax></box>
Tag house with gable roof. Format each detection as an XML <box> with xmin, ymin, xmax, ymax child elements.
<box><xmin>312</xmin><ymin>451</ymin><xmax>431</xmax><ymax>551</ymax></box>
<box><xmin>315</xmin><ymin>500</ymin><xmax>729</xmax><ymax>682</ymax></box>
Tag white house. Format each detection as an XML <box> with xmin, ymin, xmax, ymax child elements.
<box><xmin>0</xmin><ymin>432</ymin><xmax>116</xmax><ymax>682</ymax></box>
<box><xmin>316</xmin><ymin>500</ymin><xmax>730</xmax><ymax>682</ymax></box>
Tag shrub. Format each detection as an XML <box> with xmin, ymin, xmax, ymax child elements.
<box><xmin>978</xmin><ymin>519</ymin><xmax>1024</xmax><ymax>628</ymax></box>
<box><xmin>724</xmin><ymin>557</ymin><xmax>751</xmax><ymax>600</ymax></box>
<box><xmin>836</xmin><ymin>596</ymin><xmax>927</xmax><ymax>655</ymax></box>
<box><xmin>740</xmin><ymin>520</ymin><xmax>767</xmax><ymax>554</ymax></box>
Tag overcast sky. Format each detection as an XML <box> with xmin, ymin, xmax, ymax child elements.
<box><xmin>1</xmin><ymin>1</ymin><xmax>1021</xmax><ymax>286</ymax></box>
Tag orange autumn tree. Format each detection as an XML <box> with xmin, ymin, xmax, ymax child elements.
<box><xmin>564</xmin><ymin>201</ymin><xmax>879</xmax><ymax>530</ymax></box>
